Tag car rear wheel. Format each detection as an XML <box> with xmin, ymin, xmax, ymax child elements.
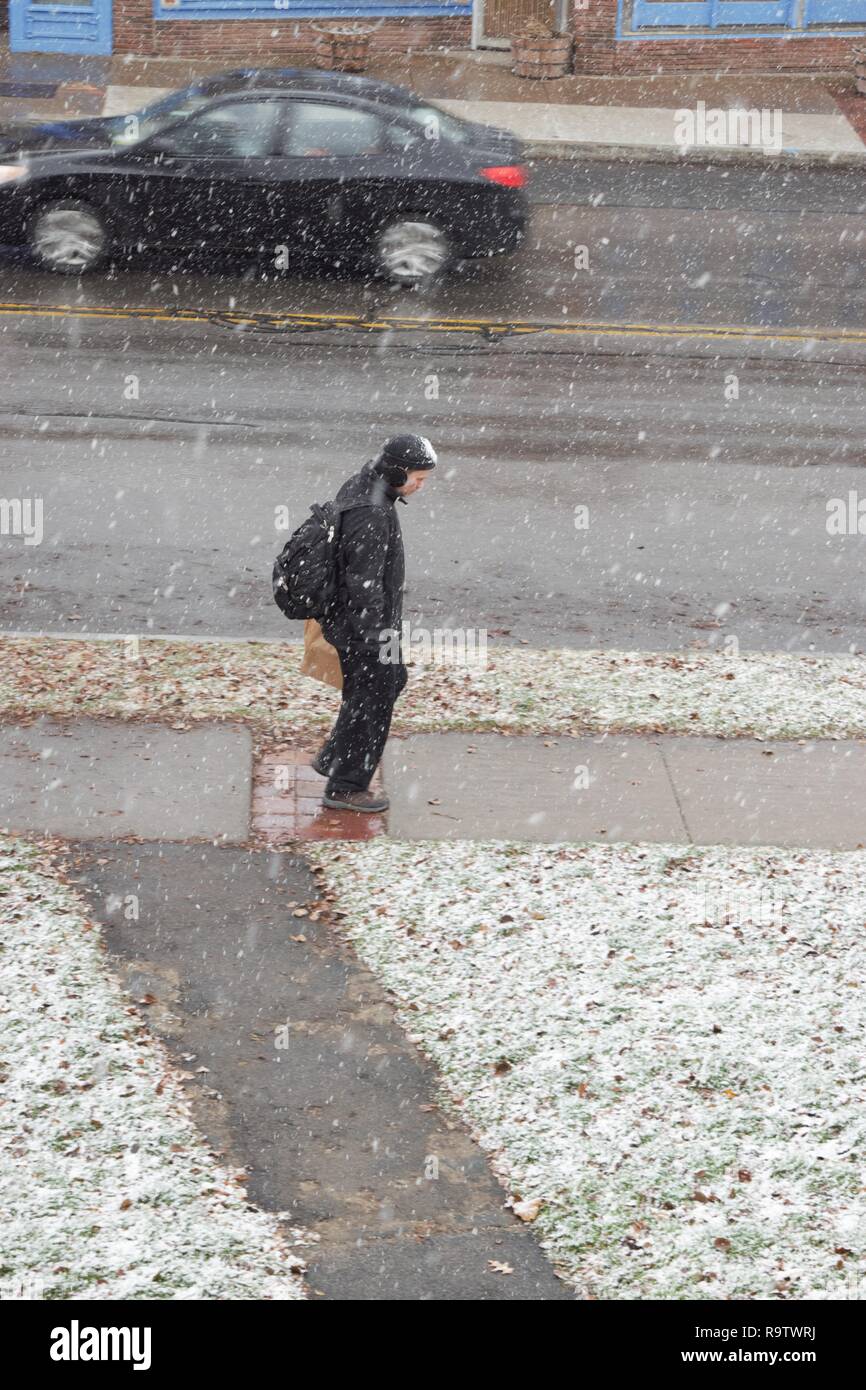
<box><xmin>29</xmin><ymin>201</ymin><xmax>108</xmax><ymax>274</ymax></box>
<box><xmin>376</xmin><ymin>218</ymin><xmax>450</xmax><ymax>287</ymax></box>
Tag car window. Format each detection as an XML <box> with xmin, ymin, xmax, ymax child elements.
<box><xmin>381</xmin><ymin>120</ymin><xmax>423</xmax><ymax>154</ymax></box>
<box><xmin>152</xmin><ymin>100</ymin><xmax>277</xmax><ymax>159</ymax></box>
<box><xmin>109</xmin><ymin>89</ymin><xmax>216</xmax><ymax>148</ymax></box>
<box><xmin>404</xmin><ymin>105</ymin><xmax>471</xmax><ymax>145</ymax></box>
<box><xmin>279</xmin><ymin>103</ymin><xmax>384</xmax><ymax>158</ymax></box>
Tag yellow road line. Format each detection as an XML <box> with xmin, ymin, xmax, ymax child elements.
<box><xmin>0</xmin><ymin>299</ymin><xmax>864</xmax><ymax>345</ymax></box>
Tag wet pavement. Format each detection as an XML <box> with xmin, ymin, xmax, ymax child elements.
<box><xmin>2</xmin><ymin>317</ymin><xmax>865</xmax><ymax>651</ymax></box>
<box><xmin>383</xmin><ymin>733</ymin><xmax>866</xmax><ymax>849</ymax></box>
<box><xmin>1</xmin><ymin>146</ymin><xmax>864</xmax><ymax>655</ymax></box>
<box><xmin>68</xmin><ymin>839</ymin><xmax>574</xmax><ymax>1300</ymax></box>
<box><xmin>0</xmin><ymin>717</ymin><xmax>251</xmax><ymax>841</ymax></box>
<box><xmin>4</xmin><ymin>717</ymin><xmax>863</xmax><ymax>850</ymax></box>
<box><xmin>252</xmin><ymin>747</ymin><xmax>386</xmax><ymax>843</ymax></box>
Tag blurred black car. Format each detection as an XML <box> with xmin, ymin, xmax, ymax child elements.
<box><xmin>0</xmin><ymin>68</ymin><xmax>528</xmax><ymax>286</ymax></box>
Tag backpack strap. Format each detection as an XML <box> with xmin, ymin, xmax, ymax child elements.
<box><xmin>332</xmin><ymin>498</ymin><xmax>378</xmax><ymax>515</ymax></box>
<box><xmin>329</xmin><ymin>497</ymin><xmax>379</xmax><ymax>545</ymax></box>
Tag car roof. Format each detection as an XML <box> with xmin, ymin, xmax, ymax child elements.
<box><xmin>200</xmin><ymin>67</ymin><xmax>419</xmax><ymax>110</ymax></box>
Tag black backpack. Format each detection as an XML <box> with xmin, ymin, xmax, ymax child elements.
<box><xmin>272</xmin><ymin>499</ymin><xmax>362</xmax><ymax>622</ymax></box>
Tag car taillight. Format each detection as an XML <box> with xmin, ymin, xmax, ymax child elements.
<box><xmin>479</xmin><ymin>165</ymin><xmax>527</xmax><ymax>188</ymax></box>
<box><xmin>0</xmin><ymin>163</ymin><xmax>28</xmax><ymax>185</ymax></box>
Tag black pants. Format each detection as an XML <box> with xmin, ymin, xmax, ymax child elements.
<box><xmin>320</xmin><ymin>647</ymin><xmax>408</xmax><ymax>794</ymax></box>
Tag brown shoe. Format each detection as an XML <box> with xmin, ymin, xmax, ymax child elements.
<box><xmin>323</xmin><ymin>788</ymin><xmax>389</xmax><ymax>813</ymax></box>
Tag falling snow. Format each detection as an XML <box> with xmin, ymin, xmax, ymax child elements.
<box><xmin>0</xmin><ymin>837</ymin><xmax>307</xmax><ymax>1301</ymax></box>
<box><xmin>2</xmin><ymin>635</ymin><xmax>866</xmax><ymax>741</ymax></box>
<box><xmin>311</xmin><ymin>838</ymin><xmax>866</xmax><ymax>1301</ymax></box>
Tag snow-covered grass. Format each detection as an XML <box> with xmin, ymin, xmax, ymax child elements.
<box><xmin>0</xmin><ymin>836</ymin><xmax>307</xmax><ymax>1301</ymax></box>
<box><xmin>2</xmin><ymin>635</ymin><xmax>866</xmax><ymax>740</ymax></box>
<box><xmin>310</xmin><ymin>839</ymin><xmax>866</xmax><ymax>1301</ymax></box>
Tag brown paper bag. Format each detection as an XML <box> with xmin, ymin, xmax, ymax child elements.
<box><xmin>300</xmin><ymin>619</ymin><xmax>343</xmax><ymax>691</ymax></box>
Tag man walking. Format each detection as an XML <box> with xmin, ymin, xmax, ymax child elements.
<box><xmin>313</xmin><ymin>434</ymin><xmax>437</xmax><ymax>812</ymax></box>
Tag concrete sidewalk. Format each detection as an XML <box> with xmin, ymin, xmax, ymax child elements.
<box><xmin>437</xmin><ymin>96</ymin><xmax>866</xmax><ymax>163</ymax></box>
<box><xmin>4</xmin><ymin>719</ymin><xmax>863</xmax><ymax>850</ymax></box>
<box><xmin>2</xmin><ymin>48</ymin><xmax>866</xmax><ymax>166</ymax></box>
<box><xmin>255</xmin><ymin>734</ymin><xmax>866</xmax><ymax>850</ymax></box>
<box><xmin>381</xmin><ymin>733</ymin><xmax>866</xmax><ymax>849</ymax></box>
<box><xmin>69</xmin><ymin>840</ymin><xmax>572</xmax><ymax>1299</ymax></box>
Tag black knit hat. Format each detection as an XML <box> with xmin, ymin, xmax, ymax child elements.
<box><xmin>374</xmin><ymin>434</ymin><xmax>438</xmax><ymax>486</ymax></box>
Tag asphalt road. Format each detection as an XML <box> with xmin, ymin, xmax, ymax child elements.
<box><xmin>1</xmin><ymin>159</ymin><xmax>865</xmax><ymax>652</ymax></box>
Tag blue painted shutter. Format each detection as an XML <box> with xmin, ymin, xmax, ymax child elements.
<box><xmin>10</xmin><ymin>0</ymin><xmax>113</xmax><ymax>55</ymax></box>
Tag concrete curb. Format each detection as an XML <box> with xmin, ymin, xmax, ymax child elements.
<box><xmin>525</xmin><ymin>139</ymin><xmax>866</xmax><ymax>167</ymax></box>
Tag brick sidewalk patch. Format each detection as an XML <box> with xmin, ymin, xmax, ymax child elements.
<box><xmin>252</xmin><ymin>748</ymin><xmax>386</xmax><ymax>843</ymax></box>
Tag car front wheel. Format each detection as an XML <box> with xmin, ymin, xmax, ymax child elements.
<box><xmin>376</xmin><ymin>218</ymin><xmax>450</xmax><ymax>288</ymax></box>
<box><xmin>29</xmin><ymin>200</ymin><xmax>108</xmax><ymax>274</ymax></box>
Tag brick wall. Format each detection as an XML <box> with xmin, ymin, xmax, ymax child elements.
<box><xmin>115</xmin><ymin>0</ymin><xmax>155</xmax><ymax>54</ymax></box>
<box><xmin>112</xmin><ymin>8</ymin><xmax>471</xmax><ymax>58</ymax></box>
<box><xmin>572</xmin><ymin>0</ymin><xmax>864</xmax><ymax>73</ymax></box>
<box><xmin>114</xmin><ymin>0</ymin><xmax>861</xmax><ymax>71</ymax></box>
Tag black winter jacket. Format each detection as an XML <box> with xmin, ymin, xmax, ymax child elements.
<box><xmin>320</xmin><ymin>461</ymin><xmax>406</xmax><ymax>656</ymax></box>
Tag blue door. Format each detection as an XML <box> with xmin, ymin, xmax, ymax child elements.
<box><xmin>10</xmin><ymin>0</ymin><xmax>113</xmax><ymax>55</ymax></box>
